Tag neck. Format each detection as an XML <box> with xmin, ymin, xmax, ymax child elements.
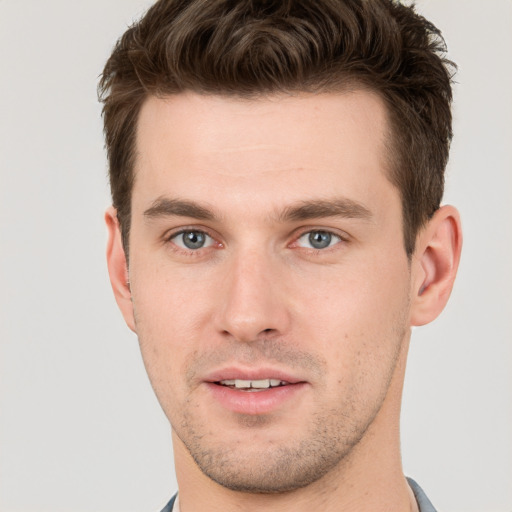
<box><xmin>173</xmin><ymin>338</ymin><xmax>416</xmax><ymax>512</ymax></box>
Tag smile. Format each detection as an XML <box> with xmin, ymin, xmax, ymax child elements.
<box><xmin>217</xmin><ymin>379</ymin><xmax>288</xmax><ymax>390</ymax></box>
<box><xmin>205</xmin><ymin>377</ymin><xmax>307</xmax><ymax>415</ymax></box>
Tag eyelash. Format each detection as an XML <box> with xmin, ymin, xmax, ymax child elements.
<box><xmin>164</xmin><ymin>227</ymin><xmax>348</xmax><ymax>255</ymax></box>
<box><xmin>293</xmin><ymin>229</ymin><xmax>346</xmax><ymax>251</ymax></box>
<box><xmin>164</xmin><ymin>228</ymin><xmax>220</xmax><ymax>255</ymax></box>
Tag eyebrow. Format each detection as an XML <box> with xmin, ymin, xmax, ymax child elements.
<box><xmin>278</xmin><ymin>198</ymin><xmax>373</xmax><ymax>222</ymax></box>
<box><xmin>144</xmin><ymin>198</ymin><xmax>216</xmax><ymax>221</ymax></box>
<box><xmin>143</xmin><ymin>196</ymin><xmax>372</xmax><ymax>223</ymax></box>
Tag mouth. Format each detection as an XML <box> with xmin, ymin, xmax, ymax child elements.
<box><xmin>204</xmin><ymin>371</ymin><xmax>307</xmax><ymax>414</ymax></box>
<box><xmin>215</xmin><ymin>378</ymin><xmax>289</xmax><ymax>391</ymax></box>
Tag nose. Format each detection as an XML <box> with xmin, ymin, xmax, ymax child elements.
<box><xmin>213</xmin><ymin>249</ymin><xmax>291</xmax><ymax>343</ymax></box>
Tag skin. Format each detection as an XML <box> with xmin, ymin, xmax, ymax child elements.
<box><xmin>106</xmin><ymin>91</ymin><xmax>462</xmax><ymax>511</ymax></box>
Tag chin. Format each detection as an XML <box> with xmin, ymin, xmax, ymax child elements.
<box><xmin>194</xmin><ymin>447</ymin><xmax>340</xmax><ymax>494</ymax></box>
<box><xmin>177</xmin><ymin>415</ymin><xmax>362</xmax><ymax>494</ymax></box>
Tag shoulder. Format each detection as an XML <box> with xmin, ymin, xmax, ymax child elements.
<box><xmin>407</xmin><ymin>477</ymin><xmax>437</xmax><ymax>512</ymax></box>
<box><xmin>159</xmin><ymin>494</ymin><xmax>177</xmax><ymax>512</ymax></box>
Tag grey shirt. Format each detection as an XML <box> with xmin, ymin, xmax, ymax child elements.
<box><xmin>407</xmin><ymin>477</ymin><xmax>437</xmax><ymax>512</ymax></box>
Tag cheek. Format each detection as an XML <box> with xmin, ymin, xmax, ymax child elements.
<box><xmin>128</xmin><ymin>262</ymin><xmax>214</xmax><ymax>402</ymax></box>
<box><xmin>296</xmin><ymin>258</ymin><xmax>409</xmax><ymax>326</ymax></box>
<box><xmin>131</xmin><ymin>255</ymin><xmax>212</xmax><ymax>338</ymax></box>
<box><xmin>291</xmin><ymin>255</ymin><xmax>411</xmax><ymax>377</ymax></box>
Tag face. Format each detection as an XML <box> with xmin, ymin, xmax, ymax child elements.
<box><xmin>122</xmin><ymin>91</ymin><xmax>415</xmax><ymax>492</ymax></box>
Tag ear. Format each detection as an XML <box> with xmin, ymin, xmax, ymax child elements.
<box><xmin>105</xmin><ymin>207</ymin><xmax>136</xmax><ymax>332</ymax></box>
<box><xmin>410</xmin><ymin>205</ymin><xmax>462</xmax><ymax>326</ymax></box>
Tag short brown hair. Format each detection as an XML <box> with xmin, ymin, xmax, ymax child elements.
<box><xmin>99</xmin><ymin>0</ymin><xmax>455</xmax><ymax>257</ymax></box>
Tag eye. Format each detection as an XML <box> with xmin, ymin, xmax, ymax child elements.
<box><xmin>296</xmin><ymin>230</ymin><xmax>343</xmax><ymax>250</ymax></box>
<box><xmin>170</xmin><ymin>230</ymin><xmax>215</xmax><ymax>250</ymax></box>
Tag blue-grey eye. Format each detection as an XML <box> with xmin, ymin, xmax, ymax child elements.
<box><xmin>297</xmin><ymin>230</ymin><xmax>341</xmax><ymax>249</ymax></box>
<box><xmin>171</xmin><ymin>230</ymin><xmax>214</xmax><ymax>250</ymax></box>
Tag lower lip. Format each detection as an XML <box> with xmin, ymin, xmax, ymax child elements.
<box><xmin>205</xmin><ymin>382</ymin><xmax>307</xmax><ymax>415</ymax></box>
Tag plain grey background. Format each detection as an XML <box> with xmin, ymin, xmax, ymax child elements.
<box><xmin>0</xmin><ymin>1</ymin><xmax>511</xmax><ymax>511</ymax></box>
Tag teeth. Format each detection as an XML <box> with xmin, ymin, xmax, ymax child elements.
<box><xmin>235</xmin><ymin>379</ymin><xmax>252</xmax><ymax>389</ymax></box>
<box><xmin>218</xmin><ymin>379</ymin><xmax>287</xmax><ymax>389</ymax></box>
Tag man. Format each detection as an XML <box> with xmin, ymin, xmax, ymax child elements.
<box><xmin>99</xmin><ymin>0</ymin><xmax>462</xmax><ymax>510</ymax></box>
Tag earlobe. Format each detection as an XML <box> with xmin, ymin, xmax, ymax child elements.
<box><xmin>410</xmin><ymin>205</ymin><xmax>462</xmax><ymax>326</ymax></box>
<box><xmin>105</xmin><ymin>207</ymin><xmax>136</xmax><ymax>332</ymax></box>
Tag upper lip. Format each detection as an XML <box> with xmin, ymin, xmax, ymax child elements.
<box><xmin>203</xmin><ymin>367</ymin><xmax>305</xmax><ymax>384</ymax></box>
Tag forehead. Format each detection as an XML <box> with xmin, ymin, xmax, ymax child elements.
<box><xmin>133</xmin><ymin>91</ymin><xmax>396</xmax><ymax>216</ymax></box>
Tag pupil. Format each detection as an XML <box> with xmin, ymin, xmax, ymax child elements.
<box><xmin>309</xmin><ymin>231</ymin><xmax>331</xmax><ymax>249</ymax></box>
<box><xmin>183</xmin><ymin>231</ymin><xmax>205</xmax><ymax>249</ymax></box>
